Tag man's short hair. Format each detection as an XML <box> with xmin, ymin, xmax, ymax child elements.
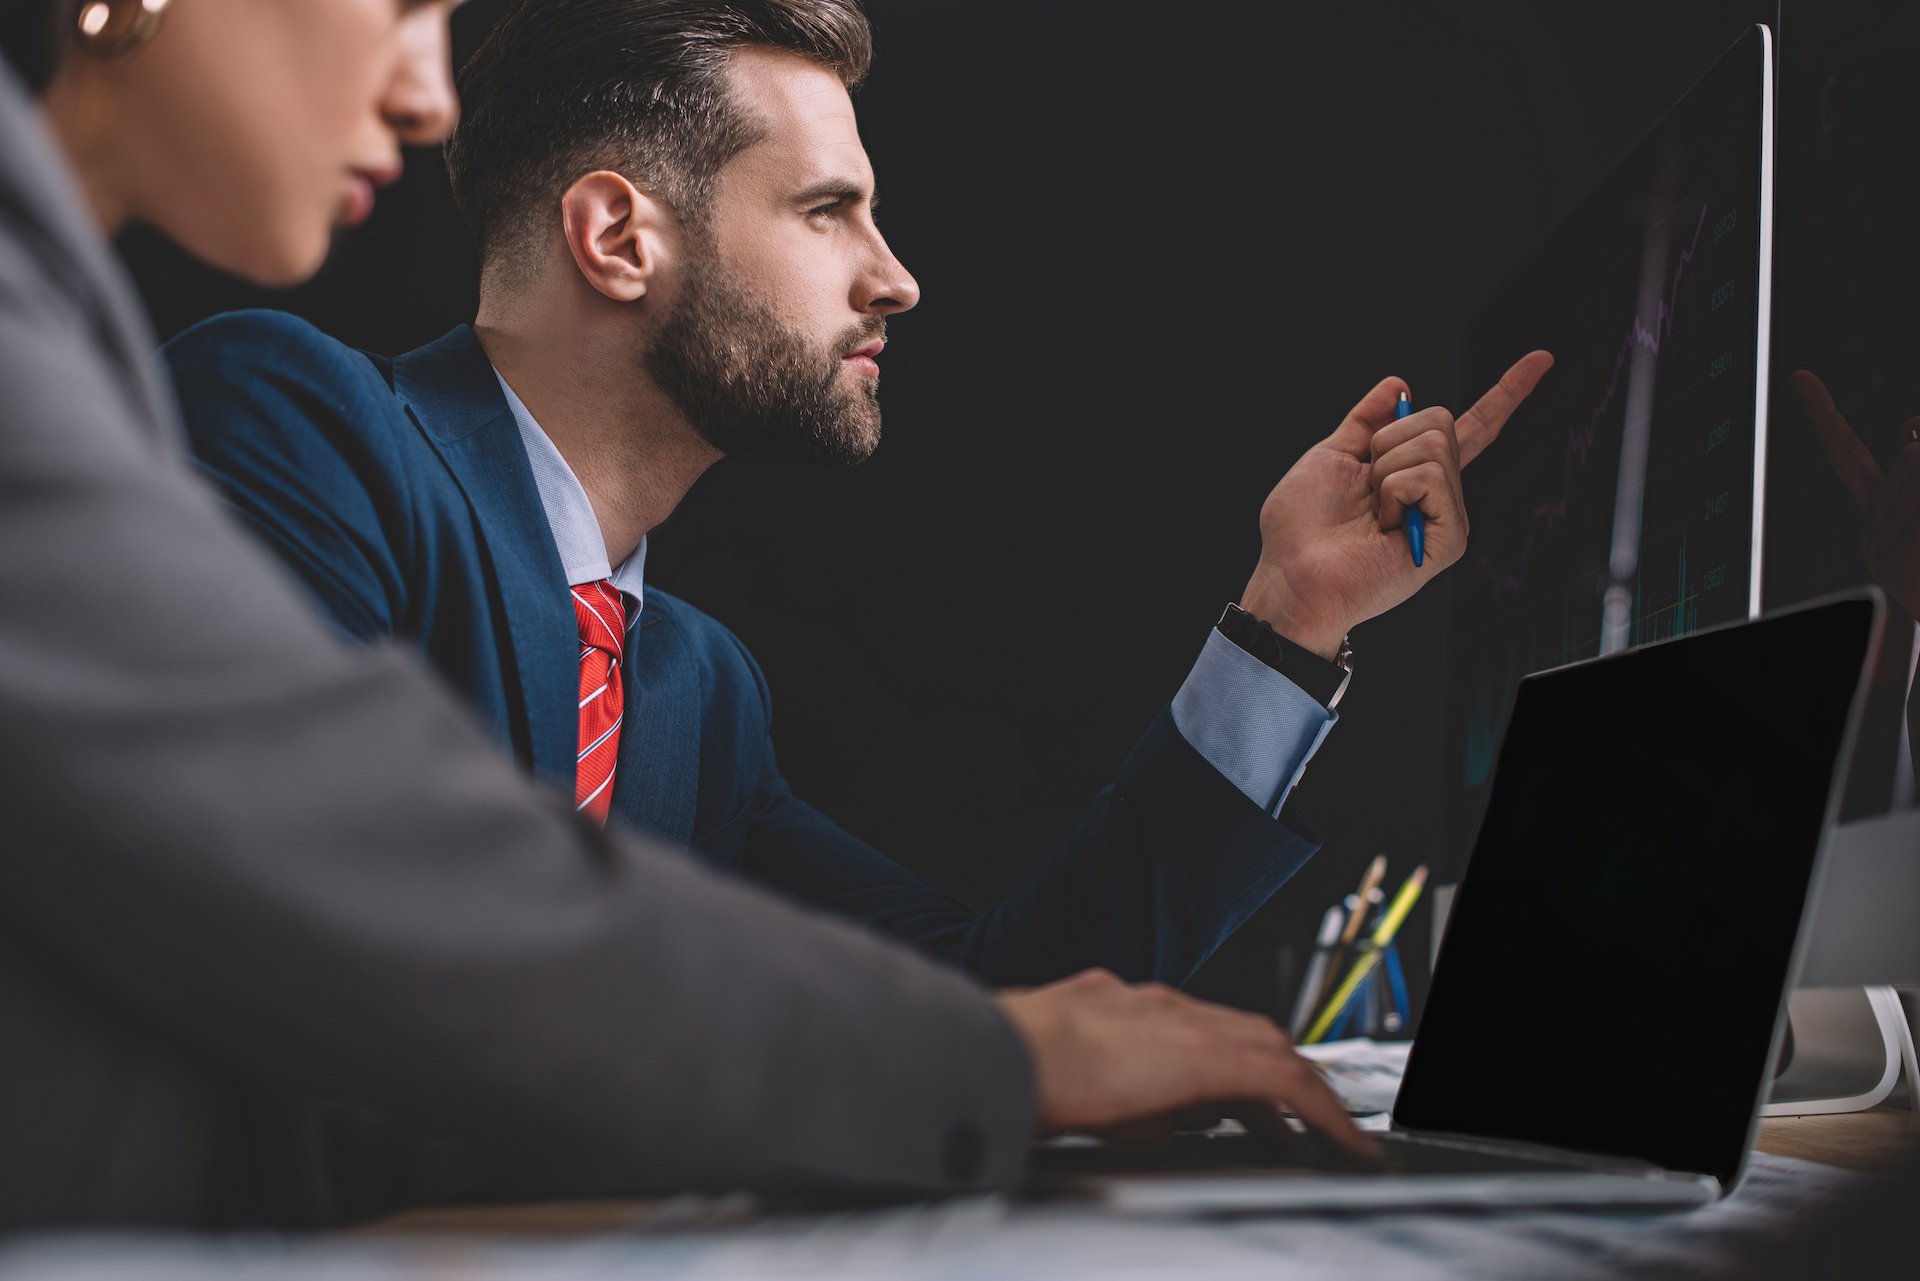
<box><xmin>447</xmin><ymin>0</ymin><xmax>873</xmax><ymax>282</ymax></box>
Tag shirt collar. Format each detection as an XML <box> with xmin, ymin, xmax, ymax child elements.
<box><xmin>492</xmin><ymin>369</ymin><xmax>647</xmax><ymax>608</ymax></box>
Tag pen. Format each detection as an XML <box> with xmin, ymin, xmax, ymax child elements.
<box><xmin>1382</xmin><ymin>943</ymin><xmax>1410</xmax><ymax>1035</ymax></box>
<box><xmin>1395</xmin><ymin>392</ymin><xmax>1425</xmax><ymax>567</ymax></box>
<box><xmin>1328</xmin><ymin>993</ymin><xmax>1357</xmax><ymax>1042</ymax></box>
<box><xmin>1303</xmin><ymin>865</ymin><xmax>1428</xmax><ymax>1045</ymax></box>
<box><xmin>1317</xmin><ymin>854</ymin><xmax>1388</xmax><ymax>1014</ymax></box>
<box><xmin>1288</xmin><ymin>904</ymin><xmax>1346</xmax><ymax>1039</ymax></box>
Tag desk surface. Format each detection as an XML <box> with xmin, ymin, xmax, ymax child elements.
<box><xmin>1753</xmin><ymin>1106</ymin><xmax>1917</xmax><ymax>1172</ymax></box>
<box><xmin>366</xmin><ymin>1108</ymin><xmax>1917</xmax><ymax>1237</ymax></box>
<box><xmin>0</xmin><ymin>1141</ymin><xmax>1886</xmax><ymax>1281</ymax></box>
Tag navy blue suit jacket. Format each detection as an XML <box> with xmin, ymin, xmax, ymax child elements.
<box><xmin>167</xmin><ymin>313</ymin><xmax>1321</xmax><ymax>986</ymax></box>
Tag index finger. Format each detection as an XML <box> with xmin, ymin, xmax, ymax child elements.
<box><xmin>1793</xmin><ymin>370</ymin><xmax>1884</xmax><ymax>516</ymax></box>
<box><xmin>1323</xmin><ymin>375</ymin><xmax>1412</xmax><ymax>461</ymax></box>
<box><xmin>1260</xmin><ymin>1048</ymin><xmax>1380</xmax><ymax>1157</ymax></box>
<box><xmin>1456</xmin><ymin>349</ymin><xmax>1555</xmax><ymax>467</ymax></box>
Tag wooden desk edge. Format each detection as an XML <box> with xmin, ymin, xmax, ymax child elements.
<box><xmin>1754</xmin><ymin>1104</ymin><xmax>1918</xmax><ymax>1174</ymax></box>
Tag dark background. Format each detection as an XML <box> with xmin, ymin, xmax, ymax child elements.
<box><xmin>120</xmin><ymin>0</ymin><xmax>1916</xmax><ymax>1020</ymax></box>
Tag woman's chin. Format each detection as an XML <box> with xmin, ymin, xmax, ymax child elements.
<box><xmin>177</xmin><ymin>224</ymin><xmax>333</xmax><ymax>291</ymax></box>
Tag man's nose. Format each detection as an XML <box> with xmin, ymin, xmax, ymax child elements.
<box><xmin>857</xmin><ymin>240</ymin><xmax>921</xmax><ymax>316</ymax></box>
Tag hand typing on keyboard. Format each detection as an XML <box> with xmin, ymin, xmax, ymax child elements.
<box><xmin>995</xmin><ymin>969</ymin><xmax>1381</xmax><ymax>1158</ymax></box>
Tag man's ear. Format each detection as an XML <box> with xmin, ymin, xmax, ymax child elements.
<box><xmin>559</xmin><ymin>170</ymin><xmax>674</xmax><ymax>304</ymax></box>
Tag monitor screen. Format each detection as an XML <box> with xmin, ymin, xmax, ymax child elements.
<box><xmin>1393</xmin><ymin>596</ymin><xmax>1877</xmax><ymax>1188</ymax></box>
<box><xmin>1442</xmin><ymin>27</ymin><xmax>1773</xmax><ymax>873</ymax></box>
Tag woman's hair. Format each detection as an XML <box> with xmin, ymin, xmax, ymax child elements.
<box><xmin>0</xmin><ymin>0</ymin><xmax>78</xmax><ymax>94</ymax></box>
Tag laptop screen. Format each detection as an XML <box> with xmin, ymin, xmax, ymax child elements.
<box><xmin>1393</xmin><ymin>597</ymin><xmax>1878</xmax><ymax>1187</ymax></box>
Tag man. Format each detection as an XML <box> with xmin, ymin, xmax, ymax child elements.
<box><xmin>0</xmin><ymin>0</ymin><xmax>1384</xmax><ymax>1232</ymax></box>
<box><xmin>169</xmin><ymin>0</ymin><xmax>1549</xmax><ymax>989</ymax></box>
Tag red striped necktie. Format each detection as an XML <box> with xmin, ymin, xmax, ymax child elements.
<box><xmin>571</xmin><ymin>580</ymin><xmax>626</xmax><ymax>824</ymax></box>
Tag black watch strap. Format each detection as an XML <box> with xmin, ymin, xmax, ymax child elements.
<box><xmin>1214</xmin><ymin>604</ymin><xmax>1348</xmax><ymax>708</ymax></box>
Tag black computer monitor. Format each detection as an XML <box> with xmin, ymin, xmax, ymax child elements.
<box><xmin>1441</xmin><ymin>26</ymin><xmax>1774</xmax><ymax>873</ymax></box>
<box><xmin>1765</xmin><ymin>0</ymin><xmax>1920</xmax><ymax>819</ymax></box>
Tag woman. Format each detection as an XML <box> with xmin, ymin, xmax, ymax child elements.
<box><xmin>34</xmin><ymin>0</ymin><xmax>459</xmax><ymax>284</ymax></box>
<box><xmin>0</xmin><ymin>0</ymin><xmax>1361</xmax><ymax>1233</ymax></box>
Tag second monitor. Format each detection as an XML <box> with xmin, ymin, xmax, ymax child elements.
<box><xmin>1442</xmin><ymin>25</ymin><xmax>1775</xmax><ymax>872</ymax></box>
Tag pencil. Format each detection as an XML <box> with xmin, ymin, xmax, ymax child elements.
<box><xmin>1315</xmin><ymin>854</ymin><xmax>1388</xmax><ymax>1014</ymax></box>
<box><xmin>1303</xmin><ymin>866</ymin><xmax>1428</xmax><ymax>1045</ymax></box>
<box><xmin>1340</xmin><ymin>855</ymin><xmax>1389</xmax><ymax>948</ymax></box>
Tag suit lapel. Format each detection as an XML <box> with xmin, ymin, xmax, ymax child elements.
<box><xmin>613</xmin><ymin>596</ymin><xmax>700</xmax><ymax>845</ymax></box>
<box><xmin>391</xmin><ymin>328</ymin><xmax>578</xmax><ymax>793</ymax></box>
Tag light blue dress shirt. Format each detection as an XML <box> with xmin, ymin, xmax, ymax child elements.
<box><xmin>494</xmin><ymin>371</ymin><xmax>1335</xmax><ymax>817</ymax></box>
<box><xmin>495</xmin><ymin>372</ymin><xmax>648</xmax><ymax>611</ymax></box>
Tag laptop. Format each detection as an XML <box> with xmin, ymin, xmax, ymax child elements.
<box><xmin>1036</xmin><ymin>592</ymin><xmax>1883</xmax><ymax>1214</ymax></box>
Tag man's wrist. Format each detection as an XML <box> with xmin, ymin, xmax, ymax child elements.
<box><xmin>1215</xmin><ymin>604</ymin><xmax>1351</xmax><ymax>709</ymax></box>
<box><xmin>1238</xmin><ymin>567</ymin><xmax>1347</xmax><ymax>660</ymax></box>
<box><xmin>992</xmin><ymin>990</ymin><xmax>1061</xmax><ymax>1137</ymax></box>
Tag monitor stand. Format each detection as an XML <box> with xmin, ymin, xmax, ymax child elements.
<box><xmin>1762</xmin><ymin>809</ymin><xmax>1920</xmax><ymax>1116</ymax></box>
<box><xmin>1763</xmin><ymin>986</ymin><xmax>1915</xmax><ymax>1116</ymax></box>
<box><xmin>1796</xmin><ymin>809</ymin><xmax>1920</xmax><ymax>987</ymax></box>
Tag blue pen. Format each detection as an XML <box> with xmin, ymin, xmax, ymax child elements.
<box><xmin>1395</xmin><ymin>392</ymin><xmax>1425</xmax><ymax>567</ymax></box>
<box><xmin>1383</xmin><ymin>942</ymin><xmax>1411</xmax><ymax>1033</ymax></box>
<box><xmin>1326</xmin><ymin>995</ymin><xmax>1356</xmax><ymax>1042</ymax></box>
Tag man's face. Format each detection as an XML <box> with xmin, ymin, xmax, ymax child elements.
<box><xmin>645</xmin><ymin>47</ymin><xmax>920</xmax><ymax>466</ymax></box>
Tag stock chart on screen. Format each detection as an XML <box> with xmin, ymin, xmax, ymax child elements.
<box><xmin>1441</xmin><ymin>27</ymin><xmax>1773</xmax><ymax>872</ymax></box>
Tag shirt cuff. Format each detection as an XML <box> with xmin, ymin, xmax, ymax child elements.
<box><xmin>1170</xmin><ymin>628</ymin><xmax>1337</xmax><ymax>817</ymax></box>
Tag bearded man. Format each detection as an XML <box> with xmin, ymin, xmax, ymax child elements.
<box><xmin>168</xmin><ymin>0</ymin><xmax>1547</xmax><ymax>988</ymax></box>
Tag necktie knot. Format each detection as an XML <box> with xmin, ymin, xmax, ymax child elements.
<box><xmin>571</xmin><ymin>581</ymin><xmax>626</xmax><ymax>661</ymax></box>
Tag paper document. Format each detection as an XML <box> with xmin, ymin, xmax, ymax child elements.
<box><xmin>1299</xmin><ymin>1037</ymin><xmax>1413</xmax><ymax>1115</ymax></box>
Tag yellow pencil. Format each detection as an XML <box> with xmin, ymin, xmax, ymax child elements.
<box><xmin>1302</xmin><ymin>866</ymin><xmax>1427</xmax><ymax>1045</ymax></box>
<box><xmin>1312</xmin><ymin>854</ymin><xmax>1389</xmax><ymax>1015</ymax></box>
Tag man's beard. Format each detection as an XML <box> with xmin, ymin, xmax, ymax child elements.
<box><xmin>644</xmin><ymin>248</ymin><xmax>884</xmax><ymax>467</ymax></box>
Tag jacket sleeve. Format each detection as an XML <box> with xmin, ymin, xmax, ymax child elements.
<box><xmin>0</xmin><ymin>301</ymin><xmax>1035</xmax><ymax>1210</ymax></box>
<box><xmin>164</xmin><ymin>310</ymin><xmax>413</xmax><ymax>640</ymax></box>
<box><xmin>723</xmin><ymin>634</ymin><xmax>1321</xmax><ymax>989</ymax></box>
<box><xmin>168</xmin><ymin>315</ymin><xmax>1313</xmax><ymax>995</ymax></box>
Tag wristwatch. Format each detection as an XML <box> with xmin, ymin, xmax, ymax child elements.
<box><xmin>1215</xmin><ymin>603</ymin><xmax>1353</xmax><ymax>709</ymax></box>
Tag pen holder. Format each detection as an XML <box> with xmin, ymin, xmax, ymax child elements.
<box><xmin>1310</xmin><ymin>940</ymin><xmax>1411</xmax><ymax>1043</ymax></box>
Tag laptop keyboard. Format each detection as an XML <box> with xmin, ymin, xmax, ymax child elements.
<box><xmin>1031</xmin><ymin>1130</ymin><xmax>1594</xmax><ymax>1179</ymax></box>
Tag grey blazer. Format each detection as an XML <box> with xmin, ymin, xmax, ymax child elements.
<box><xmin>0</xmin><ymin>65</ymin><xmax>1031</xmax><ymax>1230</ymax></box>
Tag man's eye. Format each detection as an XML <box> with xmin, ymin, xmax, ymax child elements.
<box><xmin>806</xmin><ymin>202</ymin><xmax>841</xmax><ymax>218</ymax></box>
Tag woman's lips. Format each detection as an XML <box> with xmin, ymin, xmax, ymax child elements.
<box><xmin>339</xmin><ymin>163</ymin><xmax>401</xmax><ymax>230</ymax></box>
<box><xmin>339</xmin><ymin>174</ymin><xmax>377</xmax><ymax>229</ymax></box>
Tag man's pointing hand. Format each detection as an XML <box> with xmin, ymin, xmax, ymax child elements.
<box><xmin>1239</xmin><ymin>351</ymin><xmax>1554</xmax><ymax>659</ymax></box>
